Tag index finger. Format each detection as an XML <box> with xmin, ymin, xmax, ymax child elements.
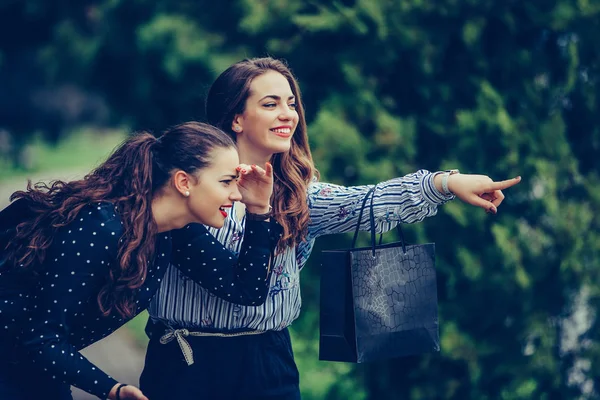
<box><xmin>487</xmin><ymin>176</ymin><xmax>522</xmax><ymax>191</ymax></box>
<box><xmin>264</xmin><ymin>162</ymin><xmax>273</xmax><ymax>177</ymax></box>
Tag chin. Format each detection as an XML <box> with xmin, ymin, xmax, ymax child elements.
<box><xmin>204</xmin><ymin>220</ymin><xmax>224</xmax><ymax>229</ymax></box>
<box><xmin>269</xmin><ymin>142</ymin><xmax>292</xmax><ymax>154</ymax></box>
<box><xmin>194</xmin><ymin>215</ymin><xmax>225</xmax><ymax>229</ymax></box>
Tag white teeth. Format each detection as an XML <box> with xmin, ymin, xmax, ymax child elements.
<box><xmin>271</xmin><ymin>128</ymin><xmax>291</xmax><ymax>134</ymax></box>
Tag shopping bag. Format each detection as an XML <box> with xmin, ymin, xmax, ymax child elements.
<box><xmin>319</xmin><ymin>187</ymin><xmax>440</xmax><ymax>363</ymax></box>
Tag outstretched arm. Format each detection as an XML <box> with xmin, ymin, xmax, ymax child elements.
<box><xmin>306</xmin><ymin>170</ymin><xmax>522</xmax><ymax>240</ymax></box>
<box><xmin>306</xmin><ymin>170</ymin><xmax>453</xmax><ymax>240</ymax></box>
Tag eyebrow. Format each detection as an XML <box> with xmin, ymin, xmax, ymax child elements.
<box><xmin>258</xmin><ymin>94</ymin><xmax>295</xmax><ymax>102</ymax></box>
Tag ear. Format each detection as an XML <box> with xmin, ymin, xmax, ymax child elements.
<box><xmin>231</xmin><ymin>115</ymin><xmax>244</xmax><ymax>134</ymax></box>
<box><xmin>172</xmin><ymin>170</ymin><xmax>192</xmax><ymax>197</ymax></box>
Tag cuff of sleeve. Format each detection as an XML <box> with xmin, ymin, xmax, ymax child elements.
<box><xmin>421</xmin><ymin>172</ymin><xmax>455</xmax><ymax>205</ymax></box>
<box><xmin>243</xmin><ymin>220</ymin><xmax>283</xmax><ymax>248</ymax></box>
<box><xmin>97</xmin><ymin>377</ymin><xmax>118</xmax><ymax>400</ymax></box>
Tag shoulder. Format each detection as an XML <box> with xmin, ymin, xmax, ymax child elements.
<box><xmin>79</xmin><ymin>202</ymin><xmax>123</xmax><ymax>231</ymax></box>
<box><xmin>56</xmin><ymin>202</ymin><xmax>124</xmax><ymax>249</ymax></box>
<box><xmin>42</xmin><ymin>202</ymin><xmax>124</xmax><ymax>271</ymax></box>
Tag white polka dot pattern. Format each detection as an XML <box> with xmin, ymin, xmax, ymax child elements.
<box><xmin>1</xmin><ymin>202</ymin><xmax>282</xmax><ymax>398</ymax></box>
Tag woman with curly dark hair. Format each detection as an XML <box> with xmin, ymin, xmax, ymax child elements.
<box><xmin>0</xmin><ymin>121</ymin><xmax>281</xmax><ymax>400</ymax></box>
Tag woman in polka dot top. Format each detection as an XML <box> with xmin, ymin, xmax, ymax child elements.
<box><xmin>0</xmin><ymin>122</ymin><xmax>282</xmax><ymax>400</ymax></box>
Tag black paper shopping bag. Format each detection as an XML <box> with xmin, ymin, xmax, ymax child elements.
<box><xmin>319</xmin><ymin>187</ymin><xmax>440</xmax><ymax>363</ymax></box>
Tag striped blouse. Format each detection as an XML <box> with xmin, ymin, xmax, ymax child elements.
<box><xmin>148</xmin><ymin>170</ymin><xmax>454</xmax><ymax>332</ymax></box>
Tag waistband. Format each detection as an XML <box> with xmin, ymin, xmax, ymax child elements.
<box><xmin>150</xmin><ymin>321</ymin><xmax>267</xmax><ymax>366</ymax></box>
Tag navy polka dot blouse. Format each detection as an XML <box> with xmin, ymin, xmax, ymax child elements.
<box><xmin>0</xmin><ymin>202</ymin><xmax>281</xmax><ymax>398</ymax></box>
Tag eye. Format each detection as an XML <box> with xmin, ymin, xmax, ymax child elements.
<box><xmin>288</xmin><ymin>102</ymin><xmax>297</xmax><ymax>109</ymax></box>
<box><xmin>263</xmin><ymin>103</ymin><xmax>276</xmax><ymax>108</ymax></box>
<box><xmin>220</xmin><ymin>179</ymin><xmax>233</xmax><ymax>186</ymax></box>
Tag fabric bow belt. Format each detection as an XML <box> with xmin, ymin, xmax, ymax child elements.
<box><xmin>159</xmin><ymin>328</ymin><xmax>266</xmax><ymax>366</ymax></box>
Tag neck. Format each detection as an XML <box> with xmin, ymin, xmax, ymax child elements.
<box><xmin>236</xmin><ymin>140</ymin><xmax>273</xmax><ymax>166</ymax></box>
<box><xmin>152</xmin><ymin>193</ymin><xmax>189</xmax><ymax>233</ymax></box>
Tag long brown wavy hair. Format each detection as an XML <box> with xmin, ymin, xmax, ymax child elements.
<box><xmin>206</xmin><ymin>57</ymin><xmax>318</xmax><ymax>248</ymax></box>
<box><xmin>4</xmin><ymin>122</ymin><xmax>235</xmax><ymax>318</ymax></box>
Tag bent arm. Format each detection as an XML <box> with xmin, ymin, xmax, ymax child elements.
<box><xmin>171</xmin><ymin>219</ymin><xmax>282</xmax><ymax>306</ymax></box>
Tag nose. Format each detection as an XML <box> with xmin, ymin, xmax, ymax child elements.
<box><xmin>230</xmin><ymin>184</ymin><xmax>243</xmax><ymax>202</ymax></box>
<box><xmin>278</xmin><ymin>104</ymin><xmax>296</xmax><ymax>120</ymax></box>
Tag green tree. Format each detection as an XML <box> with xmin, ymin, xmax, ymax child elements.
<box><xmin>2</xmin><ymin>0</ymin><xmax>599</xmax><ymax>398</ymax></box>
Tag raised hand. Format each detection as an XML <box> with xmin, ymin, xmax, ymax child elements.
<box><xmin>444</xmin><ymin>174</ymin><xmax>522</xmax><ymax>214</ymax></box>
<box><xmin>236</xmin><ymin>162</ymin><xmax>274</xmax><ymax>213</ymax></box>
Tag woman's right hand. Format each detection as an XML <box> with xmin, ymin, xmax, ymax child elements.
<box><xmin>108</xmin><ymin>383</ymin><xmax>149</xmax><ymax>400</ymax></box>
<box><xmin>442</xmin><ymin>173</ymin><xmax>522</xmax><ymax>214</ymax></box>
<box><xmin>236</xmin><ymin>162</ymin><xmax>274</xmax><ymax>214</ymax></box>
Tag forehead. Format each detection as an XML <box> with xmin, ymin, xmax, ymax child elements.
<box><xmin>248</xmin><ymin>70</ymin><xmax>294</xmax><ymax>98</ymax></box>
<box><xmin>202</xmin><ymin>146</ymin><xmax>239</xmax><ymax>174</ymax></box>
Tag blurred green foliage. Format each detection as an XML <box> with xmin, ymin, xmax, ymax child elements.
<box><xmin>0</xmin><ymin>128</ymin><xmax>125</xmax><ymax>181</ymax></box>
<box><xmin>1</xmin><ymin>0</ymin><xmax>599</xmax><ymax>398</ymax></box>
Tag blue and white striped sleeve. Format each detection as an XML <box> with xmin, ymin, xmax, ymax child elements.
<box><xmin>306</xmin><ymin>169</ymin><xmax>454</xmax><ymax>240</ymax></box>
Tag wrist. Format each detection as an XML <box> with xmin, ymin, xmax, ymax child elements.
<box><xmin>245</xmin><ymin>205</ymin><xmax>273</xmax><ymax>221</ymax></box>
<box><xmin>445</xmin><ymin>173</ymin><xmax>459</xmax><ymax>195</ymax></box>
<box><xmin>108</xmin><ymin>383</ymin><xmax>128</xmax><ymax>400</ymax></box>
<box><xmin>439</xmin><ymin>169</ymin><xmax>460</xmax><ymax>195</ymax></box>
<box><xmin>433</xmin><ymin>173</ymin><xmax>443</xmax><ymax>193</ymax></box>
<box><xmin>245</xmin><ymin>204</ymin><xmax>271</xmax><ymax>215</ymax></box>
<box><xmin>108</xmin><ymin>383</ymin><xmax>119</xmax><ymax>400</ymax></box>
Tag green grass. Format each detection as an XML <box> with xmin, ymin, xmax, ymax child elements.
<box><xmin>0</xmin><ymin>127</ymin><xmax>127</xmax><ymax>181</ymax></box>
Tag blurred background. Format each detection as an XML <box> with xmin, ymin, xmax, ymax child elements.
<box><xmin>1</xmin><ymin>0</ymin><xmax>599</xmax><ymax>399</ymax></box>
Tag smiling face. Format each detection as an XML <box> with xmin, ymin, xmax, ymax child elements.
<box><xmin>186</xmin><ymin>146</ymin><xmax>242</xmax><ymax>228</ymax></box>
<box><xmin>232</xmin><ymin>70</ymin><xmax>299</xmax><ymax>160</ymax></box>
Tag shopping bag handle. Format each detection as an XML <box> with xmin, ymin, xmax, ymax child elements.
<box><xmin>351</xmin><ymin>186</ymin><xmax>407</xmax><ymax>256</ymax></box>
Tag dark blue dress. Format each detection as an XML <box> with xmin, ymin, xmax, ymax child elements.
<box><xmin>0</xmin><ymin>202</ymin><xmax>281</xmax><ymax>399</ymax></box>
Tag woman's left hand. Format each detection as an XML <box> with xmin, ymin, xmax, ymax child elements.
<box><xmin>445</xmin><ymin>174</ymin><xmax>522</xmax><ymax>214</ymax></box>
<box><xmin>236</xmin><ymin>162</ymin><xmax>274</xmax><ymax>213</ymax></box>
